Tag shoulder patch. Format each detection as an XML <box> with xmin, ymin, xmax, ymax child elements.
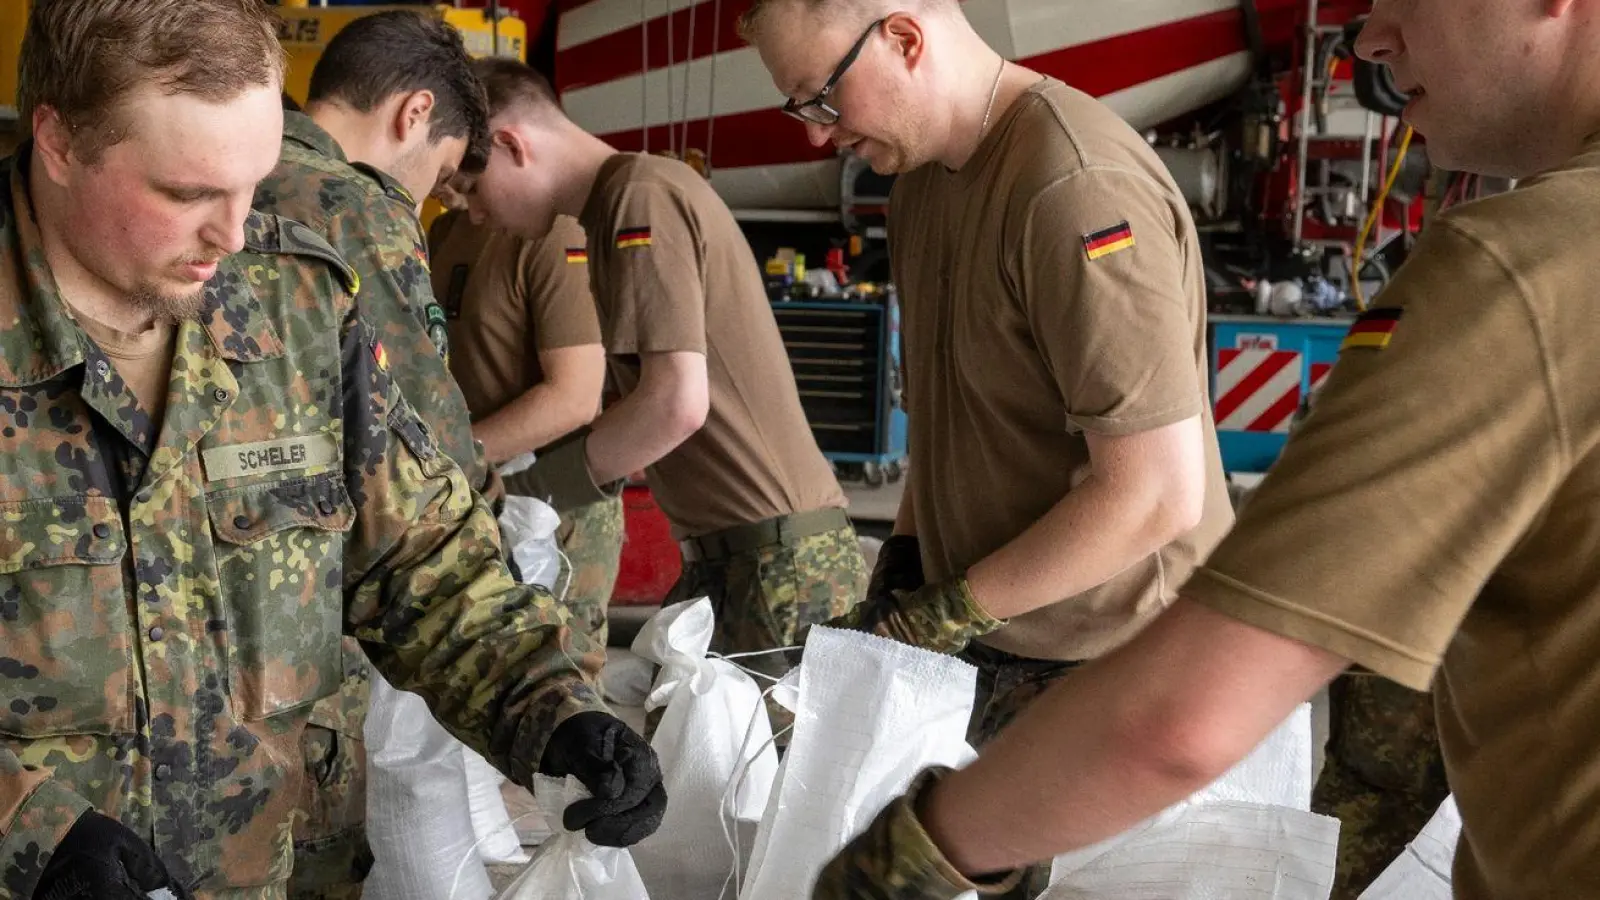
<box><xmin>1083</xmin><ymin>221</ymin><xmax>1135</xmax><ymax>260</ymax></box>
<box><xmin>348</xmin><ymin>161</ymin><xmax>417</xmax><ymax>209</ymax></box>
<box><xmin>1341</xmin><ymin>307</ymin><xmax>1403</xmax><ymax>352</ymax></box>
<box><xmin>244</xmin><ymin>211</ymin><xmax>361</xmax><ymax>296</ymax></box>
<box><xmin>615</xmin><ymin>226</ymin><xmax>652</xmax><ymax>249</ymax></box>
<box><xmin>565</xmin><ymin>247</ymin><xmax>588</xmax><ymax>264</ymax></box>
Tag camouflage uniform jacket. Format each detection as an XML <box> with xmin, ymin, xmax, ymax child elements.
<box><xmin>253</xmin><ymin>112</ymin><xmax>488</xmax><ymax>497</ymax></box>
<box><xmin>0</xmin><ymin>149</ymin><xmax>606</xmax><ymax>900</ymax></box>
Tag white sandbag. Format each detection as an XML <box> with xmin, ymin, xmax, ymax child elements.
<box><xmin>1357</xmin><ymin>795</ymin><xmax>1459</xmax><ymax>900</ymax></box>
<box><xmin>628</xmin><ymin>599</ymin><xmax>780</xmax><ymax>900</ymax></box>
<box><xmin>1043</xmin><ymin>703</ymin><xmax>1339</xmax><ymax>899</ymax></box>
<box><xmin>1040</xmin><ymin>801</ymin><xmax>1339</xmax><ymax>899</ymax></box>
<box><xmin>738</xmin><ymin>626</ymin><xmax>981</xmax><ymax>900</ymax></box>
<box><xmin>600</xmin><ymin>649</ymin><xmax>656</xmax><ymax>708</ymax></box>
<box><xmin>463</xmin><ymin>746</ymin><xmax>531</xmax><ymax>865</ymax></box>
<box><xmin>361</xmin><ymin>673</ymin><xmax>492</xmax><ymax>900</ymax></box>
<box><xmin>494</xmin><ymin>775</ymin><xmax>652</xmax><ymax>900</ymax></box>
<box><xmin>496</xmin><ymin>455</ymin><xmax>565</xmax><ymax>591</ymax></box>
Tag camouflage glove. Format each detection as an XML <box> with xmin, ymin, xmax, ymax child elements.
<box><xmin>33</xmin><ymin>810</ymin><xmax>194</xmax><ymax>900</ymax></box>
<box><xmin>500</xmin><ymin>433</ymin><xmax>622</xmax><ymax>514</ymax></box>
<box><xmin>539</xmin><ymin>711</ymin><xmax>668</xmax><ymax>847</ymax></box>
<box><xmin>868</xmin><ymin>535</ymin><xmax>925</xmax><ymax>600</ymax></box>
<box><xmin>812</xmin><ymin>766</ymin><xmax>1022</xmax><ymax>899</ymax></box>
<box><xmin>826</xmin><ymin>575</ymin><xmax>1005</xmax><ymax>655</ymax></box>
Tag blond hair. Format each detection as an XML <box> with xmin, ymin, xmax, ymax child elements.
<box><xmin>737</xmin><ymin>0</ymin><xmax>957</xmax><ymax>41</ymax></box>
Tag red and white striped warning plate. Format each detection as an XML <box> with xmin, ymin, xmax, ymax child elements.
<box><xmin>1215</xmin><ymin>349</ymin><xmax>1304</xmax><ymax>433</ymax></box>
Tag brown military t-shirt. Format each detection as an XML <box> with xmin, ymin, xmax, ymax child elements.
<box><xmin>889</xmin><ymin>78</ymin><xmax>1233</xmax><ymax>662</ymax></box>
<box><xmin>1186</xmin><ymin>133</ymin><xmax>1600</xmax><ymax>900</ymax></box>
<box><xmin>429</xmin><ymin>211</ymin><xmax>601</xmax><ymax>423</ymax></box>
<box><xmin>579</xmin><ymin>152</ymin><xmax>845</xmax><ymax>538</ymax></box>
<box><xmin>73</xmin><ymin>312</ymin><xmax>178</xmax><ymax>425</ymax></box>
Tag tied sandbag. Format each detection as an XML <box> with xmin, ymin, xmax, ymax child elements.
<box><xmin>1040</xmin><ymin>703</ymin><xmax>1341</xmax><ymax>899</ymax></box>
<box><xmin>628</xmin><ymin>598</ymin><xmax>780</xmax><ymax>900</ymax></box>
<box><xmin>494</xmin><ymin>775</ymin><xmax>652</xmax><ymax>900</ymax></box>
<box><xmin>362</xmin><ymin>673</ymin><xmax>492</xmax><ymax>900</ymax></box>
<box><xmin>738</xmin><ymin>626</ymin><xmax>981</xmax><ymax>900</ymax></box>
<box><xmin>464</xmin><ymin>746</ymin><xmax>533</xmax><ymax>865</ymax></box>
<box><xmin>1357</xmin><ymin>796</ymin><xmax>1459</xmax><ymax>900</ymax></box>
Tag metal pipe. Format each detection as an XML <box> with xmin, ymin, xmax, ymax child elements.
<box><xmin>1359</xmin><ymin>110</ymin><xmax>1374</xmax><ymax>206</ymax></box>
<box><xmin>1375</xmin><ymin>115</ymin><xmax>1392</xmax><ymax>252</ymax></box>
<box><xmin>1292</xmin><ymin>0</ymin><xmax>1317</xmax><ymax>246</ymax></box>
<box><xmin>490</xmin><ymin>0</ymin><xmax>501</xmax><ymax>57</ymax></box>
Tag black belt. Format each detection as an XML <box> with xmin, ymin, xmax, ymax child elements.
<box><xmin>679</xmin><ymin>507</ymin><xmax>851</xmax><ymax>562</ymax></box>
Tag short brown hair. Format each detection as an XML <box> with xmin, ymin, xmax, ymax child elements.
<box><xmin>19</xmin><ymin>0</ymin><xmax>286</xmax><ymax>160</ymax></box>
<box><xmin>307</xmin><ymin>11</ymin><xmax>489</xmax><ymax>173</ymax></box>
<box><xmin>738</xmin><ymin>0</ymin><xmax>850</xmax><ymax>41</ymax></box>
<box><xmin>472</xmin><ymin>57</ymin><xmax>564</xmax><ymax>121</ymax></box>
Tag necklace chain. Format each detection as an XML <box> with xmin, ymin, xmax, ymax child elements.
<box><xmin>979</xmin><ymin>59</ymin><xmax>1006</xmax><ymax>136</ymax></box>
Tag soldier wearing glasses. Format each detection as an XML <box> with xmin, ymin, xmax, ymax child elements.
<box><xmin>742</xmin><ymin>3</ymin><xmax>1236</xmax><ymax>895</ymax></box>
<box><xmin>449</xmin><ymin>58</ymin><xmax>868</xmax><ymax>741</ymax></box>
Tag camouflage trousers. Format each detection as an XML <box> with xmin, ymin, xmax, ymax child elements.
<box><xmin>1313</xmin><ymin>668</ymin><xmax>1449</xmax><ymax>900</ymax></box>
<box><xmin>288</xmin><ymin>640</ymin><xmax>375</xmax><ymax>900</ymax></box>
<box><xmin>652</xmin><ymin>510</ymin><xmax>868</xmax><ymax>745</ymax></box>
<box><xmin>961</xmin><ymin>642</ymin><xmax>1085</xmax><ymax>900</ymax></box>
<box><xmin>553</xmin><ymin>496</ymin><xmax>625</xmax><ymax>647</ymax></box>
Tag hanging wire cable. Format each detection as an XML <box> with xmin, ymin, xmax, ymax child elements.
<box><xmin>639</xmin><ymin>0</ymin><xmax>649</xmax><ymax>152</ymax></box>
<box><xmin>665</xmin><ymin>0</ymin><xmax>677</xmax><ymax>155</ymax></box>
<box><xmin>1352</xmin><ymin>124</ymin><xmax>1414</xmax><ymax>310</ymax></box>
<box><xmin>705</xmin><ymin>0</ymin><xmax>722</xmax><ymax>171</ymax></box>
<box><xmin>680</xmin><ymin>0</ymin><xmax>698</xmax><ymax>156</ymax></box>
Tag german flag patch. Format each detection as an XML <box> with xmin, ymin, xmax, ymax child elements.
<box><xmin>372</xmin><ymin>340</ymin><xmax>390</xmax><ymax>371</ymax></box>
<box><xmin>565</xmin><ymin>247</ymin><xmax>588</xmax><ymax>264</ymax></box>
<box><xmin>1341</xmin><ymin>307</ymin><xmax>1402</xmax><ymax>351</ymax></box>
<box><xmin>1083</xmin><ymin>221</ymin><xmax>1136</xmax><ymax>261</ymax></box>
<box><xmin>615</xmin><ymin>227</ymin><xmax>652</xmax><ymax>249</ymax></box>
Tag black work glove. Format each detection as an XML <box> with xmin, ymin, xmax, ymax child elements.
<box><xmin>791</xmin><ymin>534</ymin><xmax>930</xmax><ymax>662</ymax></box>
<box><xmin>868</xmin><ymin>535</ymin><xmax>926</xmax><ymax>600</ymax></box>
<box><xmin>33</xmin><ymin>810</ymin><xmax>193</xmax><ymax>900</ymax></box>
<box><xmin>539</xmin><ymin>711</ymin><xmax>667</xmax><ymax>847</ymax></box>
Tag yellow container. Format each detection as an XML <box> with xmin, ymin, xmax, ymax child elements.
<box><xmin>0</xmin><ymin>0</ymin><xmax>29</xmax><ymax>124</ymax></box>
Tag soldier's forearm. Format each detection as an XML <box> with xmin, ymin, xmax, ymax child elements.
<box><xmin>356</xmin><ymin>568</ymin><xmax>611</xmax><ymax>778</ymax></box>
<box><xmin>583</xmin><ymin>385</ymin><xmax>702</xmax><ymax>485</ymax></box>
<box><xmin>473</xmin><ymin>380</ymin><xmax>596</xmax><ymax>466</ymax></box>
<box><xmin>919</xmin><ymin>601</ymin><xmax>1344</xmax><ymax>875</ymax></box>
<box><xmin>965</xmin><ymin>418</ymin><xmax>1205</xmax><ymax>619</ymax></box>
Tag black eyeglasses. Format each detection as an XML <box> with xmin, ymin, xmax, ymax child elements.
<box><xmin>782</xmin><ymin>18</ymin><xmax>886</xmax><ymax>126</ymax></box>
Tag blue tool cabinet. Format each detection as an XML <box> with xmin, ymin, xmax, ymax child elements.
<box><xmin>771</xmin><ymin>295</ymin><xmax>909</xmax><ymax>486</ymax></box>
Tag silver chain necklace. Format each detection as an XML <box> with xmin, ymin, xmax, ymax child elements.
<box><xmin>979</xmin><ymin>58</ymin><xmax>1006</xmax><ymax>137</ymax></box>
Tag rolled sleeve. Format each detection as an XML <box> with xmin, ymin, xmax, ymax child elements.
<box><xmin>1018</xmin><ymin>168</ymin><xmax>1204</xmax><ymax>436</ymax></box>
